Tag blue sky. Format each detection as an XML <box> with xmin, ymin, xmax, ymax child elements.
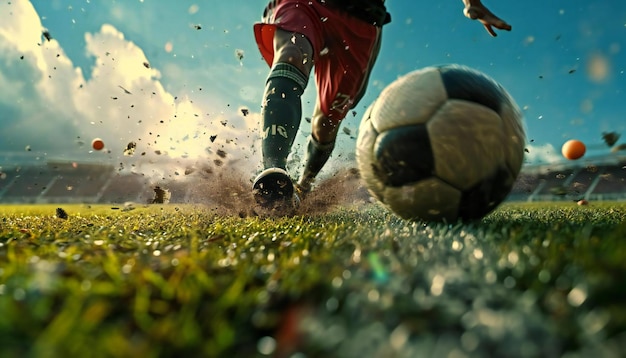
<box><xmin>1</xmin><ymin>1</ymin><xmax>625</xmax><ymax>178</ymax></box>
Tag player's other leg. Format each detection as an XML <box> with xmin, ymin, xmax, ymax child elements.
<box><xmin>297</xmin><ymin>26</ymin><xmax>382</xmax><ymax>194</ymax></box>
<box><xmin>296</xmin><ymin>104</ymin><xmax>338</xmax><ymax>194</ymax></box>
<box><xmin>253</xmin><ymin>28</ymin><xmax>314</xmax><ymax>208</ymax></box>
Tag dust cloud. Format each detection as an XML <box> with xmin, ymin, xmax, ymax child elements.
<box><xmin>182</xmin><ymin>167</ymin><xmax>372</xmax><ymax>218</ymax></box>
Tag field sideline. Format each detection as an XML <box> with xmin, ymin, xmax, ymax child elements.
<box><xmin>1</xmin><ymin>202</ymin><xmax>625</xmax><ymax>357</ymax></box>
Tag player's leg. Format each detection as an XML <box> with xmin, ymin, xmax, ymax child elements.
<box><xmin>253</xmin><ymin>26</ymin><xmax>315</xmax><ymax>208</ymax></box>
<box><xmin>297</xmin><ymin>103</ymin><xmax>338</xmax><ymax>192</ymax></box>
<box><xmin>297</xmin><ymin>28</ymin><xmax>382</xmax><ymax>193</ymax></box>
<box><xmin>260</xmin><ymin>29</ymin><xmax>313</xmax><ymax>170</ymax></box>
<box><xmin>251</xmin><ymin>1</ymin><xmax>328</xmax><ymax>209</ymax></box>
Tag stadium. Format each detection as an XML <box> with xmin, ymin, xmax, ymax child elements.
<box><xmin>1</xmin><ymin>152</ymin><xmax>624</xmax><ymax>205</ymax></box>
<box><xmin>509</xmin><ymin>153</ymin><xmax>626</xmax><ymax>202</ymax></box>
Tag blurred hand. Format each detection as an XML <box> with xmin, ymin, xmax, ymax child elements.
<box><xmin>464</xmin><ymin>4</ymin><xmax>512</xmax><ymax>37</ymax></box>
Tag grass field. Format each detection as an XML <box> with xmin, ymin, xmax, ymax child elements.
<box><xmin>1</xmin><ymin>201</ymin><xmax>625</xmax><ymax>357</ymax></box>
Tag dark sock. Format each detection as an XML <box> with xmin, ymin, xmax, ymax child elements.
<box><xmin>261</xmin><ymin>63</ymin><xmax>307</xmax><ymax>169</ymax></box>
<box><xmin>298</xmin><ymin>135</ymin><xmax>335</xmax><ymax>189</ymax></box>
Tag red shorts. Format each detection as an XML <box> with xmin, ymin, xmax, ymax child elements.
<box><xmin>254</xmin><ymin>0</ymin><xmax>381</xmax><ymax>123</ymax></box>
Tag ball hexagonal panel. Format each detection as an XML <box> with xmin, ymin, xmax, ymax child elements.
<box><xmin>427</xmin><ymin>100</ymin><xmax>506</xmax><ymax>191</ymax></box>
<box><xmin>438</xmin><ymin>64</ymin><xmax>509</xmax><ymax>114</ymax></box>
<box><xmin>369</xmin><ymin>67</ymin><xmax>447</xmax><ymax>133</ymax></box>
<box><xmin>373</xmin><ymin>124</ymin><xmax>434</xmax><ymax>187</ymax></box>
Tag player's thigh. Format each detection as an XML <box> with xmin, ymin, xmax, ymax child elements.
<box><xmin>315</xmin><ymin>27</ymin><xmax>381</xmax><ymax>122</ymax></box>
<box><xmin>272</xmin><ymin>28</ymin><xmax>314</xmax><ymax>75</ymax></box>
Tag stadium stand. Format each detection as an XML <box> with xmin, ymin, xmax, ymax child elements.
<box><xmin>532</xmin><ymin>168</ymin><xmax>576</xmax><ymax>197</ymax></box>
<box><xmin>567</xmin><ymin>166</ymin><xmax>600</xmax><ymax>196</ymax></box>
<box><xmin>1</xmin><ymin>156</ymin><xmax>624</xmax><ymax>204</ymax></box>
<box><xmin>0</xmin><ymin>166</ymin><xmax>55</xmax><ymax>203</ymax></box>
<box><xmin>0</xmin><ymin>169</ymin><xmax>18</xmax><ymax>195</ymax></box>
<box><xmin>516</xmin><ymin>155</ymin><xmax>626</xmax><ymax>202</ymax></box>
<box><xmin>591</xmin><ymin>164</ymin><xmax>626</xmax><ymax>200</ymax></box>
<box><xmin>41</xmin><ymin>163</ymin><xmax>115</xmax><ymax>203</ymax></box>
<box><xmin>508</xmin><ymin>173</ymin><xmax>541</xmax><ymax>201</ymax></box>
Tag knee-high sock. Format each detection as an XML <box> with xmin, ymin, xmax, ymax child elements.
<box><xmin>261</xmin><ymin>63</ymin><xmax>307</xmax><ymax>170</ymax></box>
<box><xmin>298</xmin><ymin>135</ymin><xmax>335</xmax><ymax>190</ymax></box>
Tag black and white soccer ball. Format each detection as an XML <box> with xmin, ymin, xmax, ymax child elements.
<box><xmin>356</xmin><ymin>65</ymin><xmax>526</xmax><ymax>222</ymax></box>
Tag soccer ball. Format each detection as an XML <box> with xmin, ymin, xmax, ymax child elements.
<box><xmin>356</xmin><ymin>65</ymin><xmax>525</xmax><ymax>222</ymax></box>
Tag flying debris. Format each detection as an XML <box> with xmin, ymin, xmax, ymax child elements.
<box><xmin>342</xmin><ymin>127</ymin><xmax>352</xmax><ymax>136</ymax></box>
<box><xmin>602</xmin><ymin>131</ymin><xmax>621</xmax><ymax>147</ymax></box>
<box><xmin>241</xmin><ymin>108</ymin><xmax>249</xmax><ymax>116</ymax></box>
<box><xmin>43</xmin><ymin>30</ymin><xmax>52</xmax><ymax>42</ymax></box>
<box><xmin>210</xmin><ymin>135</ymin><xmax>217</xmax><ymax>142</ymax></box>
<box><xmin>611</xmin><ymin>143</ymin><xmax>626</xmax><ymax>153</ymax></box>
<box><xmin>124</xmin><ymin>141</ymin><xmax>137</xmax><ymax>156</ymax></box>
<box><xmin>118</xmin><ymin>85</ymin><xmax>132</xmax><ymax>95</ymax></box>
<box><xmin>55</xmin><ymin>207</ymin><xmax>68</xmax><ymax>219</ymax></box>
<box><xmin>151</xmin><ymin>186</ymin><xmax>171</xmax><ymax>204</ymax></box>
<box><xmin>235</xmin><ymin>49</ymin><xmax>245</xmax><ymax>62</ymax></box>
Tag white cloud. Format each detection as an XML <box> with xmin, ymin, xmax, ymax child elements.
<box><xmin>0</xmin><ymin>1</ymin><xmax>45</xmax><ymax>66</ymax></box>
<box><xmin>0</xmin><ymin>2</ymin><xmax>80</xmax><ymax>153</ymax></box>
<box><xmin>0</xmin><ymin>1</ymin><xmax>262</xmax><ymax>179</ymax></box>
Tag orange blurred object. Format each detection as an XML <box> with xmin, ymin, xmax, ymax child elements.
<box><xmin>577</xmin><ymin>199</ymin><xmax>589</xmax><ymax>206</ymax></box>
<box><xmin>561</xmin><ymin>139</ymin><xmax>586</xmax><ymax>160</ymax></box>
<box><xmin>92</xmin><ymin>138</ymin><xmax>105</xmax><ymax>151</ymax></box>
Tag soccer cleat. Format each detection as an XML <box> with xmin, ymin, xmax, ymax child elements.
<box><xmin>253</xmin><ymin>168</ymin><xmax>296</xmax><ymax>210</ymax></box>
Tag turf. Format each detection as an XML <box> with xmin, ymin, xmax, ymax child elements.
<box><xmin>0</xmin><ymin>202</ymin><xmax>625</xmax><ymax>357</ymax></box>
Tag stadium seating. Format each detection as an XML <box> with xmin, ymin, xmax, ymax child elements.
<box><xmin>41</xmin><ymin>164</ymin><xmax>114</xmax><ymax>202</ymax></box>
<box><xmin>1</xmin><ymin>158</ymin><xmax>625</xmax><ymax>204</ymax></box>
<box><xmin>0</xmin><ymin>166</ymin><xmax>55</xmax><ymax>203</ymax></box>
<box><xmin>591</xmin><ymin>164</ymin><xmax>626</xmax><ymax>199</ymax></box>
<box><xmin>0</xmin><ymin>169</ymin><xmax>18</xmax><ymax>194</ymax></box>
<box><xmin>508</xmin><ymin>173</ymin><xmax>540</xmax><ymax>201</ymax></box>
<box><xmin>567</xmin><ymin>166</ymin><xmax>600</xmax><ymax>196</ymax></box>
<box><xmin>533</xmin><ymin>168</ymin><xmax>576</xmax><ymax>197</ymax></box>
